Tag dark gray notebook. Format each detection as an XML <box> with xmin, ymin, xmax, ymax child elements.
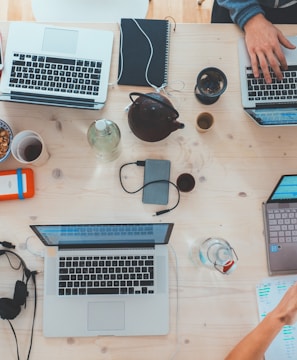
<box><xmin>118</xmin><ymin>18</ymin><xmax>170</xmax><ymax>87</ymax></box>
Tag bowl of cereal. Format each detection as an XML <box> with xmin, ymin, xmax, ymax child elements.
<box><xmin>0</xmin><ymin>119</ymin><xmax>13</xmax><ymax>162</ymax></box>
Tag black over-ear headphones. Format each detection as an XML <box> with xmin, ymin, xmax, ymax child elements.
<box><xmin>0</xmin><ymin>249</ymin><xmax>31</xmax><ymax>320</ymax></box>
<box><xmin>0</xmin><ymin>241</ymin><xmax>37</xmax><ymax>360</ymax></box>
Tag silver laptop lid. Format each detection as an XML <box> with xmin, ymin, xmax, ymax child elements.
<box><xmin>30</xmin><ymin>223</ymin><xmax>174</xmax><ymax>248</ymax></box>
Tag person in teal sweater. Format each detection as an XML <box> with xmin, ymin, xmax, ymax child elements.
<box><xmin>211</xmin><ymin>1</ymin><xmax>297</xmax><ymax>83</ymax></box>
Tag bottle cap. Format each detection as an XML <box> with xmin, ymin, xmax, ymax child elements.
<box><xmin>95</xmin><ymin>119</ymin><xmax>107</xmax><ymax>131</ymax></box>
<box><xmin>222</xmin><ymin>260</ymin><xmax>237</xmax><ymax>274</ymax></box>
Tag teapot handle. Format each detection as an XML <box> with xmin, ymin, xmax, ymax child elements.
<box><xmin>129</xmin><ymin>92</ymin><xmax>179</xmax><ymax>118</ymax></box>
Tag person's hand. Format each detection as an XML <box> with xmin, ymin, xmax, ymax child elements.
<box><xmin>272</xmin><ymin>283</ymin><xmax>297</xmax><ymax>326</ymax></box>
<box><xmin>224</xmin><ymin>283</ymin><xmax>297</xmax><ymax>360</ymax></box>
<box><xmin>243</xmin><ymin>13</ymin><xmax>296</xmax><ymax>83</ymax></box>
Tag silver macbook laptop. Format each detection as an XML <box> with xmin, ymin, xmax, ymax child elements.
<box><xmin>263</xmin><ymin>175</ymin><xmax>297</xmax><ymax>275</ymax></box>
<box><xmin>0</xmin><ymin>22</ymin><xmax>113</xmax><ymax>109</ymax></box>
<box><xmin>30</xmin><ymin>223</ymin><xmax>173</xmax><ymax>337</ymax></box>
<box><xmin>238</xmin><ymin>36</ymin><xmax>297</xmax><ymax>126</ymax></box>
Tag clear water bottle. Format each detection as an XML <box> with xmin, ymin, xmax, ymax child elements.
<box><xmin>87</xmin><ymin>119</ymin><xmax>121</xmax><ymax>162</ymax></box>
<box><xmin>198</xmin><ymin>237</ymin><xmax>238</xmax><ymax>274</ymax></box>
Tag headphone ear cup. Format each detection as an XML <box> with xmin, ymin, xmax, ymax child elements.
<box><xmin>13</xmin><ymin>280</ymin><xmax>28</xmax><ymax>306</ymax></box>
<box><xmin>0</xmin><ymin>297</ymin><xmax>21</xmax><ymax>320</ymax></box>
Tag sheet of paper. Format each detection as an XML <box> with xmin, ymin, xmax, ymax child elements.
<box><xmin>256</xmin><ymin>275</ymin><xmax>297</xmax><ymax>359</ymax></box>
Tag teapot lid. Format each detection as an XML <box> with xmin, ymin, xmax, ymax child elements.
<box><xmin>129</xmin><ymin>92</ymin><xmax>180</xmax><ymax>118</ymax></box>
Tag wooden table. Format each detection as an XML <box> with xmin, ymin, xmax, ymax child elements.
<box><xmin>0</xmin><ymin>22</ymin><xmax>296</xmax><ymax>360</ymax></box>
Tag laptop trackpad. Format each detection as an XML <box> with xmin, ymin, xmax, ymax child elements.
<box><xmin>42</xmin><ymin>27</ymin><xmax>78</xmax><ymax>54</ymax></box>
<box><xmin>88</xmin><ymin>302</ymin><xmax>125</xmax><ymax>331</ymax></box>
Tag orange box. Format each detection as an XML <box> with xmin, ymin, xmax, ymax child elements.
<box><xmin>0</xmin><ymin>168</ymin><xmax>34</xmax><ymax>200</ymax></box>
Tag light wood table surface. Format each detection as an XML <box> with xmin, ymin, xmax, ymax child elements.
<box><xmin>0</xmin><ymin>22</ymin><xmax>296</xmax><ymax>360</ymax></box>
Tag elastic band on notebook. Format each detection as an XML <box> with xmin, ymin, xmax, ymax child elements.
<box><xmin>17</xmin><ymin>168</ymin><xmax>25</xmax><ymax>199</ymax></box>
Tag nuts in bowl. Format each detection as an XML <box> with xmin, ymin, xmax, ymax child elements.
<box><xmin>0</xmin><ymin>119</ymin><xmax>13</xmax><ymax>163</ymax></box>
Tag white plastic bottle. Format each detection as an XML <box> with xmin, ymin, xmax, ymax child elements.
<box><xmin>87</xmin><ymin>119</ymin><xmax>121</xmax><ymax>162</ymax></box>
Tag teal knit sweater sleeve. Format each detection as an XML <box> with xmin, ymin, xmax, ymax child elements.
<box><xmin>215</xmin><ymin>0</ymin><xmax>265</xmax><ymax>29</ymax></box>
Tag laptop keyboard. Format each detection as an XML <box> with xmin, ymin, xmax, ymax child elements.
<box><xmin>267</xmin><ymin>208</ymin><xmax>297</xmax><ymax>243</ymax></box>
<box><xmin>9</xmin><ymin>53</ymin><xmax>102</xmax><ymax>96</ymax></box>
<box><xmin>58</xmin><ymin>254</ymin><xmax>155</xmax><ymax>296</ymax></box>
<box><xmin>246</xmin><ymin>66</ymin><xmax>297</xmax><ymax>102</ymax></box>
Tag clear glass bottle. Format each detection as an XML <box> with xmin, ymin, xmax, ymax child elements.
<box><xmin>87</xmin><ymin>119</ymin><xmax>121</xmax><ymax>162</ymax></box>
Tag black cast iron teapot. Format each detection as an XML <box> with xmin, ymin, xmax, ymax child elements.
<box><xmin>128</xmin><ymin>92</ymin><xmax>185</xmax><ymax>142</ymax></box>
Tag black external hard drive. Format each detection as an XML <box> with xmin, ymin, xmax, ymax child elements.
<box><xmin>142</xmin><ymin>159</ymin><xmax>171</xmax><ymax>205</ymax></box>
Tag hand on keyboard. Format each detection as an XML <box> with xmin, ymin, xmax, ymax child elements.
<box><xmin>244</xmin><ymin>14</ymin><xmax>296</xmax><ymax>84</ymax></box>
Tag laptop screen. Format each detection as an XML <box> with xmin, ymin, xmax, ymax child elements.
<box><xmin>268</xmin><ymin>175</ymin><xmax>297</xmax><ymax>202</ymax></box>
<box><xmin>246</xmin><ymin>108</ymin><xmax>297</xmax><ymax>126</ymax></box>
<box><xmin>30</xmin><ymin>223</ymin><xmax>174</xmax><ymax>247</ymax></box>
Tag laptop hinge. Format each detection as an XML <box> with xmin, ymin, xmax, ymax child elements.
<box><xmin>9</xmin><ymin>91</ymin><xmax>99</xmax><ymax>109</ymax></box>
<box><xmin>255</xmin><ymin>102</ymin><xmax>297</xmax><ymax>109</ymax></box>
<box><xmin>58</xmin><ymin>244</ymin><xmax>156</xmax><ymax>250</ymax></box>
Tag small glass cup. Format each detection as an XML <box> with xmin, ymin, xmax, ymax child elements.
<box><xmin>195</xmin><ymin>67</ymin><xmax>227</xmax><ymax>105</ymax></box>
<box><xmin>191</xmin><ymin>237</ymin><xmax>238</xmax><ymax>274</ymax></box>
